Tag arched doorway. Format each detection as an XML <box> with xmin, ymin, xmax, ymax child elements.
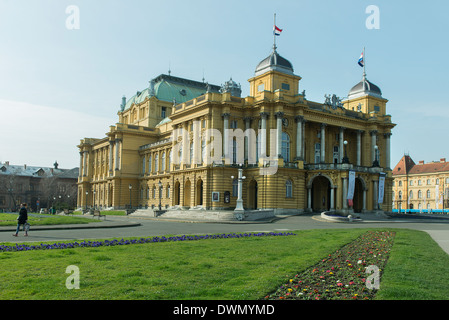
<box><xmin>247</xmin><ymin>180</ymin><xmax>258</xmax><ymax>209</ymax></box>
<box><xmin>174</xmin><ymin>181</ymin><xmax>180</xmax><ymax>206</ymax></box>
<box><xmin>353</xmin><ymin>178</ymin><xmax>364</xmax><ymax>213</ymax></box>
<box><xmin>196</xmin><ymin>179</ymin><xmax>203</xmax><ymax>206</ymax></box>
<box><xmin>311</xmin><ymin>176</ymin><xmax>331</xmax><ymax>212</ymax></box>
<box><xmin>184</xmin><ymin>180</ymin><xmax>191</xmax><ymax>207</ymax></box>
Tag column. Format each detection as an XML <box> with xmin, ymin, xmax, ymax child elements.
<box><xmin>260</xmin><ymin>112</ymin><xmax>269</xmax><ymax>158</ymax></box>
<box><xmin>222</xmin><ymin>113</ymin><xmax>230</xmax><ymax>162</ymax></box>
<box><xmin>320</xmin><ymin>124</ymin><xmax>326</xmax><ymax>163</ymax></box>
<box><xmin>357</xmin><ymin>130</ymin><xmax>362</xmax><ymax>166</ymax></box>
<box><xmin>295</xmin><ymin>116</ymin><xmax>303</xmax><ymax>160</ymax></box>
<box><xmin>79</xmin><ymin>152</ymin><xmax>83</xmax><ymax>177</ymax></box>
<box><xmin>373</xmin><ymin>180</ymin><xmax>378</xmax><ymax>210</ymax></box>
<box><xmin>302</xmin><ymin>120</ymin><xmax>306</xmax><ymax>161</ymax></box>
<box><xmin>307</xmin><ymin>187</ymin><xmax>312</xmax><ymax>212</ymax></box>
<box><xmin>330</xmin><ymin>187</ymin><xmax>335</xmax><ymax>210</ymax></box>
<box><xmin>114</xmin><ymin>139</ymin><xmax>120</xmax><ymax>170</ymax></box>
<box><xmin>339</xmin><ymin>127</ymin><xmax>345</xmax><ymax>163</ymax></box>
<box><xmin>83</xmin><ymin>151</ymin><xmax>88</xmax><ymax>176</ymax></box>
<box><xmin>384</xmin><ymin>133</ymin><xmax>392</xmax><ymax>169</ymax></box>
<box><xmin>275</xmin><ymin>112</ymin><xmax>284</xmax><ymax>158</ymax></box>
<box><xmin>370</xmin><ymin>130</ymin><xmax>377</xmax><ymax>165</ymax></box>
<box><xmin>193</xmin><ymin>119</ymin><xmax>200</xmax><ymax>166</ymax></box>
<box><xmin>244</xmin><ymin>117</ymin><xmax>251</xmax><ymax>161</ymax></box>
<box><xmin>342</xmin><ymin>177</ymin><xmax>348</xmax><ymax>210</ymax></box>
<box><xmin>362</xmin><ymin>188</ymin><xmax>367</xmax><ymax>212</ymax></box>
<box><xmin>108</xmin><ymin>141</ymin><xmax>113</xmax><ymax>174</ymax></box>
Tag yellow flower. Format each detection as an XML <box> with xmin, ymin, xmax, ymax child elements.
<box><xmin>289</xmin><ymin>279</ymin><xmax>293</xmax><ymax>283</ymax></box>
<box><xmin>288</xmin><ymin>288</ymin><xmax>292</xmax><ymax>292</ymax></box>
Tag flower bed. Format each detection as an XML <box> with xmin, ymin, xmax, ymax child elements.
<box><xmin>0</xmin><ymin>232</ymin><xmax>296</xmax><ymax>252</ymax></box>
<box><xmin>265</xmin><ymin>230</ymin><xmax>396</xmax><ymax>300</ymax></box>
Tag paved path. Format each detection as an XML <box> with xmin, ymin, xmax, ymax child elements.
<box><xmin>1</xmin><ymin>213</ymin><xmax>448</xmax><ymax>255</ymax></box>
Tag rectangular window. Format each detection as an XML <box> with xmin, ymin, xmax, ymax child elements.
<box><xmin>257</xmin><ymin>83</ymin><xmax>265</xmax><ymax>92</ymax></box>
<box><xmin>281</xmin><ymin>83</ymin><xmax>290</xmax><ymax>90</ymax></box>
<box><xmin>161</xmin><ymin>107</ymin><xmax>166</xmax><ymax>118</ymax></box>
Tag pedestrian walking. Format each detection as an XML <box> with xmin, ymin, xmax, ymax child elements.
<box><xmin>13</xmin><ymin>203</ymin><xmax>28</xmax><ymax>237</ymax></box>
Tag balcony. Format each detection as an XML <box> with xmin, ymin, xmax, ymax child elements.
<box><xmin>304</xmin><ymin>163</ymin><xmax>384</xmax><ymax>173</ymax></box>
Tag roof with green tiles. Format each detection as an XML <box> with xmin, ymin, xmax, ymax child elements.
<box><xmin>121</xmin><ymin>74</ymin><xmax>221</xmax><ymax>111</ymax></box>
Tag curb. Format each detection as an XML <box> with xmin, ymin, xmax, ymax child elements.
<box><xmin>0</xmin><ymin>221</ymin><xmax>141</xmax><ymax>232</ymax></box>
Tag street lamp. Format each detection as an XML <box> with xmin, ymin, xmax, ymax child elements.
<box><xmin>93</xmin><ymin>189</ymin><xmax>96</xmax><ymax>209</ymax></box>
<box><xmin>129</xmin><ymin>184</ymin><xmax>132</xmax><ymax>210</ymax></box>
<box><xmin>342</xmin><ymin>140</ymin><xmax>349</xmax><ymax>164</ymax></box>
<box><xmin>85</xmin><ymin>191</ymin><xmax>88</xmax><ymax>211</ymax></box>
<box><xmin>158</xmin><ymin>180</ymin><xmax>162</xmax><ymax>211</ymax></box>
<box><xmin>233</xmin><ymin>164</ymin><xmax>246</xmax><ymax>212</ymax></box>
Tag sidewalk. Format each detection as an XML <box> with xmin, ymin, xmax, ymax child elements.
<box><xmin>0</xmin><ymin>217</ymin><xmax>141</xmax><ymax>233</ymax></box>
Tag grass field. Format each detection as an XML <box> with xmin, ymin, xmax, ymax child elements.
<box><xmin>0</xmin><ymin>213</ymin><xmax>100</xmax><ymax>226</ymax></box>
<box><xmin>0</xmin><ymin>228</ymin><xmax>448</xmax><ymax>300</ymax></box>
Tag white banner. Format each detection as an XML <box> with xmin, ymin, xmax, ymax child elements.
<box><xmin>378</xmin><ymin>173</ymin><xmax>386</xmax><ymax>204</ymax></box>
<box><xmin>347</xmin><ymin>170</ymin><xmax>356</xmax><ymax>200</ymax></box>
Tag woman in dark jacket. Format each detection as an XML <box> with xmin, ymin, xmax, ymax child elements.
<box><xmin>13</xmin><ymin>203</ymin><xmax>28</xmax><ymax>236</ymax></box>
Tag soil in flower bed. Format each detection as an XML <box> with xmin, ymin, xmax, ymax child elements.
<box><xmin>265</xmin><ymin>230</ymin><xmax>396</xmax><ymax>300</ymax></box>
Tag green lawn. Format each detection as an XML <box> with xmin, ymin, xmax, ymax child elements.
<box><xmin>0</xmin><ymin>213</ymin><xmax>100</xmax><ymax>226</ymax></box>
<box><xmin>0</xmin><ymin>228</ymin><xmax>448</xmax><ymax>300</ymax></box>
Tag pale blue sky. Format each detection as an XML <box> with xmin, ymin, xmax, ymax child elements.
<box><xmin>1</xmin><ymin>0</ymin><xmax>448</xmax><ymax>168</ymax></box>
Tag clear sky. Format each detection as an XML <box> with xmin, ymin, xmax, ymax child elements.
<box><xmin>1</xmin><ymin>0</ymin><xmax>448</xmax><ymax>169</ymax></box>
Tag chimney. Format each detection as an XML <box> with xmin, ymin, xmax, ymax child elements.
<box><xmin>419</xmin><ymin>160</ymin><xmax>424</xmax><ymax>165</ymax></box>
<box><xmin>24</xmin><ymin>164</ymin><xmax>27</xmax><ymax>170</ymax></box>
<box><xmin>5</xmin><ymin>161</ymin><xmax>9</xmax><ymax>166</ymax></box>
<box><xmin>440</xmin><ymin>158</ymin><xmax>446</xmax><ymax>163</ymax></box>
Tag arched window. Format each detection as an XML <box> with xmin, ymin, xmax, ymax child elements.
<box><xmin>155</xmin><ymin>154</ymin><xmax>159</xmax><ymax>172</ymax></box>
<box><xmin>148</xmin><ymin>155</ymin><xmax>152</xmax><ymax>173</ymax></box>
<box><xmin>398</xmin><ymin>191</ymin><xmax>402</xmax><ymax>200</ymax></box>
<box><xmin>281</xmin><ymin>132</ymin><xmax>290</xmax><ymax>161</ymax></box>
<box><xmin>286</xmin><ymin>180</ymin><xmax>293</xmax><ymax>198</ymax></box>
<box><xmin>418</xmin><ymin>190</ymin><xmax>422</xmax><ymax>199</ymax></box>
<box><xmin>427</xmin><ymin>189</ymin><xmax>431</xmax><ymax>198</ymax></box>
<box><xmin>409</xmin><ymin>190</ymin><xmax>413</xmax><ymax>199</ymax></box>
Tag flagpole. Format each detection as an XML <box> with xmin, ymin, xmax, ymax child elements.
<box><xmin>363</xmin><ymin>47</ymin><xmax>366</xmax><ymax>79</ymax></box>
<box><xmin>273</xmin><ymin>13</ymin><xmax>277</xmax><ymax>51</ymax></box>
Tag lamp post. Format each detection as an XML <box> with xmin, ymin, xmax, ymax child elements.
<box><xmin>233</xmin><ymin>164</ymin><xmax>246</xmax><ymax>212</ymax></box>
<box><xmin>93</xmin><ymin>190</ymin><xmax>96</xmax><ymax>209</ymax></box>
<box><xmin>342</xmin><ymin>140</ymin><xmax>349</xmax><ymax>164</ymax></box>
<box><xmin>128</xmin><ymin>184</ymin><xmax>132</xmax><ymax>210</ymax></box>
<box><xmin>85</xmin><ymin>191</ymin><xmax>88</xmax><ymax>211</ymax></box>
<box><xmin>158</xmin><ymin>180</ymin><xmax>162</xmax><ymax>211</ymax></box>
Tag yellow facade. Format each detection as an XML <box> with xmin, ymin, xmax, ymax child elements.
<box><xmin>392</xmin><ymin>156</ymin><xmax>449</xmax><ymax>212</ymax></box>
<box><xmin>77</xmin><ymin>47</ymin><xmax>395</xmax><ymax>215</ymax></box>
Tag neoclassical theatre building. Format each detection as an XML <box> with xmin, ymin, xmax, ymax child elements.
<box><xmin>77</xmin><ymin>46</ymin><xmax>395</xmax><ymax>215</ymax></box>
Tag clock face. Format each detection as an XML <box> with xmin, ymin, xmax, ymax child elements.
<box><xmin>282</xmin><ymin>118</ymin><xmax>288</xmax><ymax>127</ymax></box>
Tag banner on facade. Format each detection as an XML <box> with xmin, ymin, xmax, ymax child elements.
<box><xmin>347</xmin><ymin>170</ymin><xmax>356</xmax><ymax>207</ymax></box>
<box><xmin>378</xmin><ymin>172</ymin><xmax>386</xmax><ymax>204</ymax></box>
